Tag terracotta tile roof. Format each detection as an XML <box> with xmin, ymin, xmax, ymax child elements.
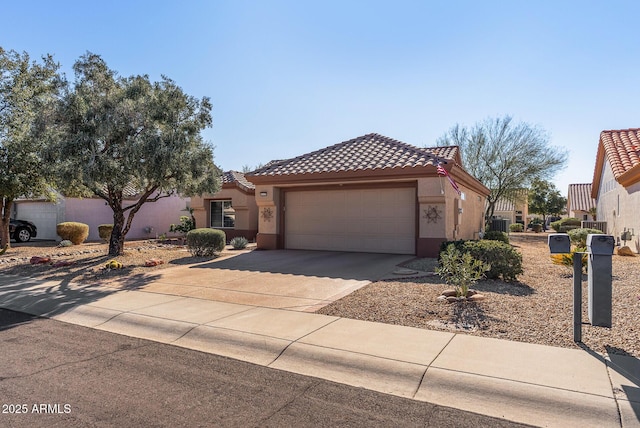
<box><xmin>249</xmin><ymin>133</ymin><xmax>452</xmax><ymax>177</ymax></box>
<box><xmin>567</xmin><ymin>183</ymin><xmax>595</xmax><ymax>212</ymax></box>
<box><xmin>592</xmin><ymin>128</ymin><xmax>640</xmax><ymax>196</ymax></box>
<box><xmin>492</xmin><ymin>189</ymin><xmax>528</xmax><ymax>212</ymax></box>
<box><xmin>599</xmin><ymin>129</ymin><xmax>640</xmax><ymax>179</ymax></box>
<box><xmin>222</xmin><ymin>170</ymin><xmax>255</xmax><ymax>191</ymax></box>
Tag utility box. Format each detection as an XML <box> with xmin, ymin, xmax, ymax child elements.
<box><xmin>586</xmin><ymin>234</ymin><xmax>614</xmax><ymax>327</ymax></box>
<box><xmin>548</xmin><ymin>233</ymin><xmax>571</xmax><ymax>254</ymax></box>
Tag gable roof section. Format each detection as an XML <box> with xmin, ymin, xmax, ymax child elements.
<box><xmin>249</xmin><ymin>133</ymin><xmax>445</xmax><ymax>178</ymax></box>
<box><xmin>592</xmin><ymin>128</ymin><xmax>640</xmax><ymax>197</ymax></box>
<box><xmin>568</xmin><ymin>183</ymin><xmax>595</xmax><ymax>212</ymax></box>
<box><xmin>492</xmin><ymin>189</ymin><xmax>528</xmax><ymax>212</ymax></box>
<box><xmin>222</xmin><ymin>170</ymin><xmax>255</xmax><ymax>192</ymax></box>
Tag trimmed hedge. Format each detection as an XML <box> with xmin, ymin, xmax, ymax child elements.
<box><xmin>98</xmin><ymin>224</ymin><xmax>114</xmax><ymax>242</ymax></box>
<box><xmin>551</xmin><ymin>217</ymin><xmax>581</xmax><ymax>232</ymax></box>
<box><xmin>568</xmin><ymin>228</ymin><xmax>604</xmax><ymax>247</ymax></box>
<box><xmin>56</xmin><ymin>222</ymin><xmax>89</xmax><ymax>245</ymax></box>
<box><xmin>509</xmin><ymin>223</ymin><xmax>524</xmax><ymax>232</ymax></box>
<box><xmin>186</xmin><ymin>228</ymin><xmax>226</xmax><ymax>257</ymax></box>
<box><xmin>438</xmin><ymin>239</ymin><xmax>523</xmax><ymax>281</ymax></box>
<box><xmin>483</xmin><ymin>230</ymin><xmax>509</xmax><ymax>244</ymax></box>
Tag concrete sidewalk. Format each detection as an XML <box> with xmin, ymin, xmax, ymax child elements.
<box><xmin>0</xmin><ymin>273</ymin><xmax>638</xmax><ymax>427</ymax></box>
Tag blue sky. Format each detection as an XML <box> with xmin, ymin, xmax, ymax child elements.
<box><xmin>3</xmin><ymin>1</ymin><xmax>639</xmax><ymax>195</ymax></box>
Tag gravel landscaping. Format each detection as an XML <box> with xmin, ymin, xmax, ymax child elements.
<box><xmin>318</xmin><ymin>233</ymin><xmax>640</xmax><ymax>358</ymax></box>
<box><xmin>1</xmin><ymin>234</ymin><xmax>638</xmax><ymax>358</ymax></box>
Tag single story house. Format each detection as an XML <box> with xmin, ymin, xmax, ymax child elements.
<box><xmin>191</xmin><ymin>171</ymin><xmax>259</xmax><ymax>242</ymax></box>
<box><xmin>13</xmin><ymin>191</ymin><xmax>190</xmax><ymax>242</ymax></box>
<box><xmin>567</xmin><ymin>183</ymin><xmax>596</xmax><ymax>221</ymax></box>
<box><xmin>591</xmin><ymin>128</ymin><xmax>640</xmax><ymax>252</ymax></box>
<box><xmin>245</xmin><ymin>133</ymin><xmax>489</xmax><ymax>258</ymax></box>
<box><xmin>491</xmin><ymin>190</ymin><xmax>529</xmax><ymax>225</ymax></box>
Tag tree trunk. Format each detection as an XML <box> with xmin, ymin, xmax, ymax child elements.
<box><xmin>0</xmin><ymin>198</ymin><xmax>13</xmax><ymax>250</ymax></box>
<box><xmin>108</xmin><ymin>209</ymin><xmax>126</xmax><ymax>256</ymax></box>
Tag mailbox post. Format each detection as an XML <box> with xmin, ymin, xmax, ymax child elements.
<box><xmin>548</xmin><ymin>234</ymin><xmax>583</xmax><ymax>341</ymax></box>
<box><xmin>586</xmin><ymin>234</ymin><xmax>614</xmax><ymax>327</ymax></box>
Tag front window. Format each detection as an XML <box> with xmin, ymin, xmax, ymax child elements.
<box><xmin>211</xmin><ymin>200</ymin><xmax>235</xmax><ymax>228</ymax></box>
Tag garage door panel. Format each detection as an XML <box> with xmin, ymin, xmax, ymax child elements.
<box><xmin>285</xmin><ymin>187</ymin><xmax>415</xmax><ymax>254</ymax></box>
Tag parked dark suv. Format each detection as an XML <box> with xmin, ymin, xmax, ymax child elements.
<box><xmin>9</xmin><ymin>219</ymin><xmax>37</xmax><ymax>242</ymax></box>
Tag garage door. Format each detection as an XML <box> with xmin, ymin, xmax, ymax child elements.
<box><xmin>14</xmin><ymin>201</ymin><xmax>61</xmax><ymax>240</ymax></box>
<box><xmin>285</xmin><ymin>187</ymin><xmax>415</xmax><ymax>254</ymax></box>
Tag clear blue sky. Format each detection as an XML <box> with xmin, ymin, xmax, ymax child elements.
<box><xmin>3</xmin><ymin>0</ymin><xmax>639</xmax><ymax>195</ymax></box>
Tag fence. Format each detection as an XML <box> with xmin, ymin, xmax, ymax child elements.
<box><xmin>581</xmin><ymin>221</ymin><xmax>607</xmax><ymax>233</ymax></box>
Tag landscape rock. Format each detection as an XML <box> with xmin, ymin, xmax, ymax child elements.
<box><xmin>441</xmin><ymin>289</ymin><xmax>457</xmax><ymax>297</ymax></box>
<box><xmin>467</xmin><ymin>294</ymin><xmax>486</xmax><ymax>302</ymax></box>
<box><xmin>617</xmin><ymin>246</ymin><xmax>636</xmax><ymax>257</ymax></box>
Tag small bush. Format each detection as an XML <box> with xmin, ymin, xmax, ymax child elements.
<box><xmin>56</xmin><ymin>222</ymin><xmax>89</xmax><ymax>245</ymax></box>
<box><xmin>230</xmin><ymin>236</ymin><xmax>249</xmax><ymax>250</ymax></box>
<box><xmin>551</xmin><ymin>217</ymin><xmax>581</xmax><ymax>232</ymax></box>
<box><xmin>550</xmin><ymin>246</ymin><xmax>588</xmax><ymax>273</ymax></box>
<box><xmin>568</xmin><ymin>228</ymin><xmax>604</xmax><ymax>247</ymax></box>
<box><xmin>98</xmin><ymin>224</ymin><xmax>114</xmax><ymax>242</ymax></box>
<box><xmin>58</xmin><ymin>240</ymin><xmax>73</xmax><ymax>247</ymax></box>
<box><xmin>436</xmin><ymin>244</ymin><xmax>490</xmax><ymax>298</ymax></box>
<box><xmin>509</xmin><ymin>223</ymin><xmax>524</xmax><ymax>232</ymax></box>
<box><xmin>462</xmin><ymin>240</ymin><xmax>523</xmax><ymax>281</ymax></box>
<box><xmin>483</xmin><ymin>230</ymin><xmax>509</xmax><ymax>244</ymax></box>
<box><xmin>560</xmin><ymin>225</ymin><xmax>580</xmax><ymax>233</ymax></box>
<box><xmin>186</xmin><ymin>228</ymin><xmax>226</xmax><ymax>257</ymax></box>
<box><xmin>438</xmin><ymin>240</ymin><xmax>468</xmax><ymax>260</ymax></box>
<box><xmin>170</xmin><ymin>215</ymin><xmax>195</xmax><ymax>236</ymax></box>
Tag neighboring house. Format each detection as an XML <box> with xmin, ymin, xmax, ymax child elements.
<box><xmin>191</xmin><ymin>171</ymin><xmax>259</xmax><ymax>242</ymax></box>
<box><xmin>491</xmin><ymin>190</ymin><xmax>529</xmax><ymax>225</ymax></box>
<box><xmin>567</xmin><ymin>183</ymin><xmax>596</xmax><ymax>221</ymax></box>
<box><xmin>13</xmin><ymin>191</ymin><xmax>190</xmax><ymax>242</ymax></box>
<box><xmin>246</xmin><ymin>133</ymin><xmax>489</xmax><ymax>258</ymax></box>
<box><xmin>591</xmin><ymin>128</ymin><xmax>640</xmax><ymax>252</ymax></box>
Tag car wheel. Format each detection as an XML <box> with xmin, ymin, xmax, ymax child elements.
<box><xmin>15</xmin><ymin>227</ymin><xmax>32</xmax><ymax>243</ymax></box>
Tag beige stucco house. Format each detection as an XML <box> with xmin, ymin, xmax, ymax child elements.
<box><xmin>191</xmin><ymin>171</ymin><xmax>259</xmax><ymax>242</ymax></box>
<box><xmin>491</xmin><ymin>190</ymin><xmax>529</xmax><ymax>226</ymax></box>
<box><xmin>591</xmin><ymin>128</ymin><xmax>640</xmax><ymax>252</ymax></box>
<box><xmin>245</xmin><ymin>133</ymin><xmax>489</xmax><ymax>258</ymax></box>
<box><xmin>567</xmin><ymin>183</ymin><xmax>596</xmax><ymax>221</ymax></box>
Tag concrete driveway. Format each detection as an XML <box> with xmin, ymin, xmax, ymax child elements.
<box><xmin>137</xmin><ymin>250</ymin><xmax>413</xmax><ymax>312</ymax></box>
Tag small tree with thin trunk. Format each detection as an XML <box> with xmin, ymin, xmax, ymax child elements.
<box><xmin>528</xmin><ymin>178</ymin><xmax>567</xmax><ymax>229</ymax></box>
<box><xmin>53</xmin><ymin>53</ymin><xmax>220</xmax><ymax>256</ymax></box>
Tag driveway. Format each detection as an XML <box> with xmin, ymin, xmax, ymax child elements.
<box><xmin>136</xmin><ymin>250</ymin><xmax>413</xmax><ymax>312</ymax></box>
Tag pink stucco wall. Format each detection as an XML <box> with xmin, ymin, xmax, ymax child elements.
<box><xmin>63</xmin><ymin>195</ymin><xmax>191</xmax><ymax>241</ymax></box>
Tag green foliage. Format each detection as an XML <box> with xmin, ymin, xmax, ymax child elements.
<box><xmin>483</xmin><ymin>230</ymin><xmax>509</xmax><ymax>244</ymax></box>
<box><xmin>436</xmin><ymin>244</ymin><xmax>490</xmax><ymax>298</ymax></box>
<box><xmin>58</xmin><ymin>240</ymin><xmax>73</xmax><ymax>247</ymax></box>
<box><xmin>550</xmin><ymin>217</ymin><xmax>581</xmax><ymax>232</ymax></box>
<box><xmin>550</xmin><ymin>246</ymin><xmax>588</xmax><ymax>274</ymax></box>
<box><xmin>528</xmin><ymin>178</ymin><xmax>567</xmax><ymax>224</ymax></box>
<box><xmin>170</xmin><ymin>216</ymin><xmax>195</xmax><ymax>236</ymax></box>
<box><xmin>438</xmin><ymin>240</ymin><xmax>467</xmax><ymax>259</ymax></box>
<box><xmin>56</xmin><ymin>222</ymin><xmax>89</xmax><ymax>245</ymax></box>
<box><xmin>52</xmin><ymin>53</ymin><xmax>221</xmax><ymax>256</ymax></box>
<box><xmin>0</xmin><ymin>48</ymin><xmax>62</xmax><ymax>247</ymax></box>
<box><xmin>186</xmin><ymin>228</ymin><xmax>226</xmax><ymax>257</ymax></box>
<box><xmin>230</xmin><ymin>236</ymin><xmax>249</xmax><ymax>250</ymax></box>
<box><xmin>560</xmin><ymin>225</ymin><xmax>580</xmax><ymax>233</ymax></box>
<box><xmin>509</xmin><ymin>223</ymin><xmax>524</xmax><ymax>232</ymax></box>
<box><xmin>462</xmin><ymin>240</ymin><xmax>523</xmax><ymax>281</ymax></box>
<box><xmin>568</xmin><ymin>228</ymin><xmax>604</xmax><ymax>247</ymax></box>
<box><xmin>98</xmin><ymin>224</ymin><xmax>114</xmax><ymax>241</ymax></box>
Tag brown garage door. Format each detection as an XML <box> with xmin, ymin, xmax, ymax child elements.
<box><xmin>284</xmin><ymin>187</ymin><xmax>415</xmax><ymax>254</ymax></box>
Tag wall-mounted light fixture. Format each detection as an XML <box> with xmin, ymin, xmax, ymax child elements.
<box><xmin>260</xmin><ymin>191</ymin><xmax>267</xmax><ymax>197</ymax></box>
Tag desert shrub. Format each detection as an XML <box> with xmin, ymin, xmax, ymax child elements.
<box><xmin>509</xmin><ymin>223</ymin><xmax>524</xmax><ymax>232</ymax></box>
<box><xmin>560</xmin><ymin>225</ymin><xmax>580</xmax><ymax>233</ymax></box>
<box><xmin>551</xmin><ymin>217</ymin><xmax>581</xmax><ymax>232</ymax></box>
<box><xmin>98</xmin><ymin>224</ymin><xmax>114</xmax><ymax>242</ymax></box>
<box><xmin>58</xmin><ymin>240</ymin><xmax>73</xmax><ymax>247</ymax></box>
<box><xmin>462</xmin><ymin>240</ymin><xmax>523</xmax><ymax>281</ymax></box>
<box><xmin>170</xmin><ymin>215</ymin><xmax>195</xmax><ymax>236</ymax></box>
<box><xmin>483</xmin><ymin>230</ymin><xmax>509</xmax><ymax>244</ymax></box>
<box><xmin>438</xmin><ymin>240</ymin><xmax>468</xmax><ymax>260</ymax></box>
<box><xmin>230</xmin><ymin>236</ymin><xmax>249</xmax><ymax>250</ymax></box>
<box><xmin>436</xmin><ymin>244</ymin><xmax>490</xmax><ymax>298</ymax></box>
<box><xmin>186</xmin><ymin>228</ymin><xmax>226</xmax><ymax>257</ymax></box>
<box><xmin>568</xmin><ymin>228</ymin><xmax>604</xmax><ymax>248</ymax></box>
<box><xmin>550</xmin><ymin>246</ymin><xmax>588</xmax><ymax>273</ymax></box>
<box><xmin>56</xmin><ymin>222</ymin><xmax>89</xmax><ymax>245</ymax></box>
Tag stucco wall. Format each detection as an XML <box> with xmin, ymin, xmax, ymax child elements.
<box><xmin>596</xmin><ymin>162</ymin><xmax>640</xmax><ymax>252</ymax></box>
<box><xmin>63</xmin><ymin>195</ymin><xmax>189</xmax><ymax>241</ymax></box>
<box><xmin>191</xmin><ymin>187</ymin><xmax>258</xmax><ymax>241</ymax></box>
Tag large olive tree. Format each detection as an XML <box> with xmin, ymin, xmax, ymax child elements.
<box><xmin>0</xmin><ymin>47</ymin><xmax>61</xmax><ymax>249</ymax></box>
<box><xmin>54</xmin><ymin>53</ymin><xmax>220</xmax><ymax>256</ymax></box>
<box><xmin>437</xmin><ymin>115</ymin><xmax>567</xmax><ymax>223</ymax></box>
